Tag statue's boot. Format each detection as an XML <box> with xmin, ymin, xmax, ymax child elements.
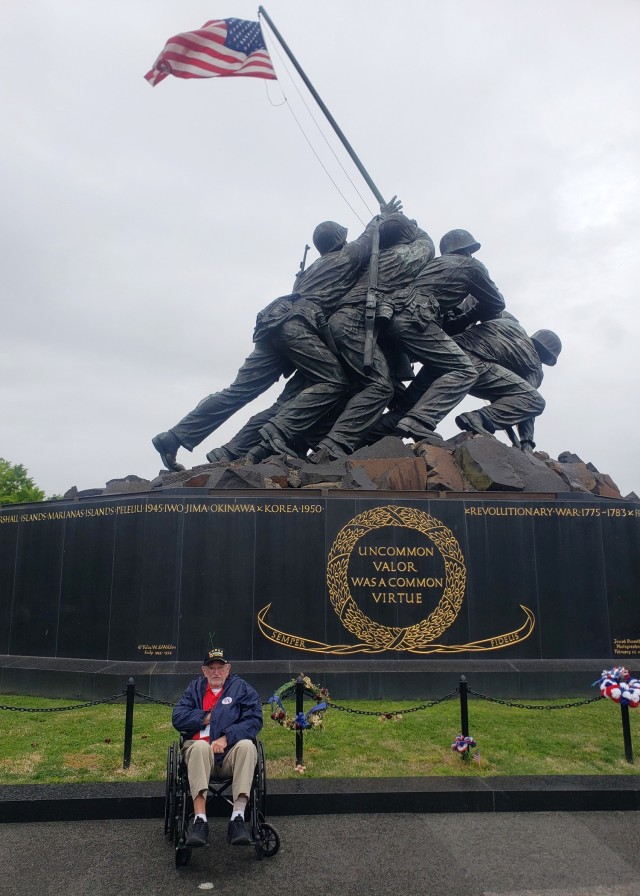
<box><xmin>365</xmin><ymin>410</ymin><xmax>402</xmax><ymax>444</ymax></box>
<box><xmin>244</xmin><ymin>443</ymin><xmax>272</xmax><ymax>465</ymax></box>
<box><xmin>206</xmin><ymin>446</ymin><xmax>236</xmax><ymax>463</ymax></box>
<box><xmin>307</xmin><ymin>439</ymin><xmax>347</xmax><ymax>465</ymax></box>
<box><xmin>152</xmin><ymin>431</ymin><xmax>185</xmax><ymax>472</ymax></box>
<box><xmin>395</xmin><ymin>417</ymin><xmax>441</xmax><ymax>441</ymax></box>
<box><xmin>259</xmin><ymin>422</ymin><xmax>300</xmax><ymax>457</ymax></box>
<box><xmin>455</xmin><ymin>410</ymin><xmax>495</xmax><ymax>437</ymax></box>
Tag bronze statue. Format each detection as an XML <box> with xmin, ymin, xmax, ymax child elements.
<box><xmin>452</xmin><ymin>316</ymin><xmax>562</xmax><ymax>449</ymax></box>
<box><xmin>152</xmin><ymin>200</ymin><xmax>401</xmax><ymax>472</ymax></box>
<box><xmin>306</xmin><ymin>214</ymin><xmax>436</xmax><ymax>463</ymax></box>
<box><xmin>152</xmin><ymin>217</ymin><xmax>561</xmax><ymax>472</ymax></box>
<box><xmin>370</xmin><ymin>229</ymin><xmax>505</xmax><ymax>440</ymax></box>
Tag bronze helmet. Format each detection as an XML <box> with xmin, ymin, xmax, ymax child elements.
<box><xmin>439</xmin><ymin>229</ymin><xmax>481</xmax><ymax>255</ymax></box>
<box><xmin>312</xmin><ymin>221</ymin><xmax>348</xmax><ymax>255</ymax></box>
<box><xmin>531</xmin><ymin>330</ymin><xmax>562</xmax><ymax>366</ymax></box>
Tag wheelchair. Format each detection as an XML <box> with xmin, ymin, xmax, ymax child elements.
<box><xmin>164</xmin><ymin>736</ymin><xmax>280</xmax><ymax>868</ymax></box>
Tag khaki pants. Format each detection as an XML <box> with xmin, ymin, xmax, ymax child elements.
<box><xmin>182</xmin><ymin>739</ymin><xmax>257</xmax><ymax>803</ymax></box>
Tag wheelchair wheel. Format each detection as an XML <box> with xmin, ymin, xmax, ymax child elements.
<box><xmin>254</xmin><ymin>818</ymin><xmax>280</xmax><ymax>859</ymax></box>
<box><xmin>174</xmin><ymin>804</ymin><xmax>192</xmax><ymax>868</ymax></box>
<box><xmin>164</xmin><ymin>741</ymin><xmax>177</xmax><ymax>836</ymax></box>
<box><xmin>175</xmin><ymin>844</ymin><xmax>192</xmax><ymax>868</ymax></box>
<box><xmin>173</xmin><ymin>747</ymin><xmax>192</xmax><ymax>868</ymax></box>
<box><xmin>253</xmin><ymin>740</ymin><xmax>267</xmax><ymax>818</ymax></box>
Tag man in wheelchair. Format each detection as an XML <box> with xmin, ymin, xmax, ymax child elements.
<box><xmin>172</xmin><ymin>647</ymin><xmax>263</xmax><ymax>849</ymax></box>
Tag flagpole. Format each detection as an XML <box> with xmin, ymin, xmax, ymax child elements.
<box><xmin>258</xmin><ymin>6</ymin><xmax>386</xmax><ymax>207</ymax></box>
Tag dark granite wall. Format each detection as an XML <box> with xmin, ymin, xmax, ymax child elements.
<box><xmin>1</xmin><ymin>493</ymin><xmax>639</xmax><ymax>665</ymax></box>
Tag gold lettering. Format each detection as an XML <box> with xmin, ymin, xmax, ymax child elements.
<box><xmin>463</xmin><ymin>504</ymin><xmax>604</xmax><ymax>519</ymax></box>
<box><xmin>372</xmin><ymin>561</ymin><xmax>419</xmax><ymax>572</ymax></box>
<box><xmin>271</xmin><ymin>630</ymin><xmax>306</xmax><ymax>648</ymax></box>
<box><xmin>371</xmin><ymin>593</ymin><xmax>423</xmax><ymax>605</ymax></box>
<box><xmin>387</xmin><ymin>577</ymin><xmax>442</xmax><ymax>588</ymax></box>
<box><xmin>613</xmin><ymin>638</ymin><xmax>640</xmax><ymax>655</ymax></box>
<box><xmin>357</xmin><ymin>546</ymin><xmax>434</xmax><ymax>557</ymax></box>
<box><xmin>209</xmin><ymin>504</ymin><xmax>256</xmax><ymax>512</ymax></box>
<box><xmin>490</xmin><ymin>633</ymin><xmax>520</xmax><ymax>648</ymax></box>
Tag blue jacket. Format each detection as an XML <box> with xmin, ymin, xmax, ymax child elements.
<box><xmin>172</xmin><ymin>673</ymin><xmax>263</xmax><ymax>764</ymax></box>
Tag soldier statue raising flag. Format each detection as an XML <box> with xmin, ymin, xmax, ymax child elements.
<box><xmin>145</xmin><ymin>8</ymin><xmax>559</xmax><ymax>471</ymax></box>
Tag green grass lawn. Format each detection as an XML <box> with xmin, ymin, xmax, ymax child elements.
<box><xmin>1</xmin><ymin>692</ymin><xmax>638</xmax><ymax>785</ymax></box>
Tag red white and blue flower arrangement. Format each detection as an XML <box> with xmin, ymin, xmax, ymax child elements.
<box><xmin>451</xmin><ymin>734</ymin><xmax>480</xmax><ymax>762</ymax></box>
<box><xmin>594</xmin><ymin>667</ymin><xmax>640</xmax><ymax>708</ymax></box>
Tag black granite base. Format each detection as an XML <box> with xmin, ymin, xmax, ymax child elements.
<box><xmin>0</xmin><ymin>655</ymin><xmax>619</xmax><ymax>702</ymax></box>
<box><xmin>2</xmin><ymin>776</ymin><xmax>639</xmax><ymax>823</ymax></box>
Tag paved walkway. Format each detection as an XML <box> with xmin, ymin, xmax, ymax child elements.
<box><xmin>1</xmin><ymin>811</ymin><xmax>638</xmax><ymax>896</ymax></box>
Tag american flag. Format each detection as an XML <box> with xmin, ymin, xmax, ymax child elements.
<box><xmin>145</xmin><ymin>18</ymin><xmax>276</xmax><ymax>86</ymax></box>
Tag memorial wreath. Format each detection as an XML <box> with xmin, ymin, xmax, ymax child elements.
<box><xmin>268</xmin><ymin>676</ymin><xmax>330</xmax><ymax>730</ymax></box>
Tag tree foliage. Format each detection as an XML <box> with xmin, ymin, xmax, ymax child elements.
<box><xmin>0</xmin><ymin>458</ymin><xmax>46</xmax><ymax>505</ymax></box>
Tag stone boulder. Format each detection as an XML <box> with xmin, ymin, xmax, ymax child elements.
<box><xmin>549</xmin><ymin>454</ymin><xmax>622</xmax><ymax>499</ymax></box>
<box><xmin>64</xmin><ymin>432</ymin><xmax>633</xmax><ymax>500</ymax></box>
<box><xmin>414</xmin><ymin>441</ymin><xmax>472</xmax><ymax>492</ymax></box>
<box><xmin>347</xmin><ymin>456</ymin><xmax>428</xmax><ymax>490</ymax></box>
<box><xmin>454</xmin><ymin>436</ymin><xmax>568</xmax><ymax>492</ymax></box>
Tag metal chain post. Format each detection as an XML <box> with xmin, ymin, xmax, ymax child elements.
<box><xmin>458</xmin><ymin>675</ymin><xmax>472</xmax><ymax>760</ymax></box>
<box><xmin>295</xmin><ymin>674</ymin><xmax>304</xmax><ymax>767</ymax></box>
<box><xmin>459</xmin><ymin>675</ymin><xmax>469</xmax><ymax>737</ymax></box>
<box><xmin>122</xmin><ymin>677</ymin><xmax>135</xmax><ymax>769</ymax></box>
<box><xmin>620</xmin><ymin>702</ymin><xmax>634</xmax><ymax>763</ymax></box>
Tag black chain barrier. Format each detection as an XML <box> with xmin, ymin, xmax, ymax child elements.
<box><xmin>326</xmin><ymin>690</ymin><xmax>459</xmax><ymax>716</ymax></box>
<box><xmin>0</xmin><ymin>692</ymin><xmax>125</xmax><ymax>712</ymax></box>
<box><xmin>467</xmin><ymin>688</ymin><xmax>602</xmax><ymax>711</ymax></box>
<box><xmin>132</xmin><ymin>684</ymin><xmax>603</xmax><ymax>716</ymax></box>
<box><xmin>0</xmin><ymin>686</ymin><xmax>601</xmax><ymax>717</ymax></box>
<box><xmin>134</xmin><ymin>690</ymin><xmax>177</xmax><ymax>708</ymax></box>
<box><xmin>267</xmin><ymin>681</ymin><xmax>459</xmax><ymax>716</ymax></box>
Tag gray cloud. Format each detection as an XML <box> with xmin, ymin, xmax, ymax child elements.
<box><xmin>1</xmin><ymin>0</ymin><xmax>639</xmax><ymax>497</ymax></box>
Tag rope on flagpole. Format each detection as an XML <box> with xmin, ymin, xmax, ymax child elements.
<box><xmin>261</xmin><ymin>25</ymin><xmax>374</xmax><ymax>223</ymax></box>
<box><xmin>258</xmin><ymin>7</ymin><xmax>386</xmax><ymax>208</ymax></box>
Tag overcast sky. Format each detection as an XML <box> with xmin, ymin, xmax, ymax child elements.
<box><xmin>1</xmin><ymin>0</ymin><xmax>639</xmax><ymax>498</ymax></box>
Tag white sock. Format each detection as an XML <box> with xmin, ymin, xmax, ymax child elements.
<box><xmin>195</xmin><ymin>813</ymin><xmax>207</xmax><ymax>822</ymax></box>
<box><xmin>232</xmin><ymin>796</ymin><xmax>248</xmax><ymax>819</ymax></box>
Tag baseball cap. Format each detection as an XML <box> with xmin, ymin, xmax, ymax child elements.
<box><xmin>203</xmin><ymin>647</ymin><xmax>228</xmax><ymax>666</ymax></box>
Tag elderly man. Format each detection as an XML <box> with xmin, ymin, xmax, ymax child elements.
<box><xmin>172</xmin><ymin>647</ymin><xmax>263</xmax><ymax>848</ymax></box>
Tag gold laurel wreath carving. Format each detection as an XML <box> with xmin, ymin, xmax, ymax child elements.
<box><xmin>327</xmin><ymin>505</ymin><xmax>466</xmax><ymax>651</ymax></box>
